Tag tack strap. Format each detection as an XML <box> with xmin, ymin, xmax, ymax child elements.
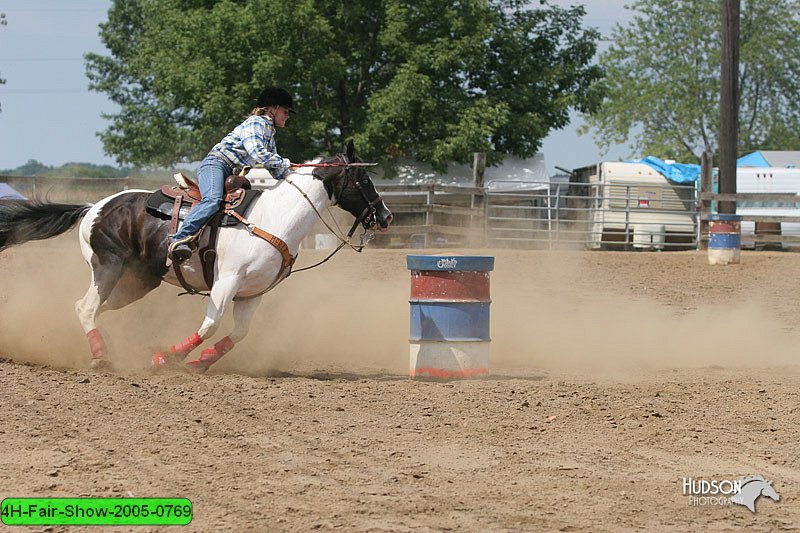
<box><xmin>282</xmin><ymin>177</ymin><xmax>375</xmax><ymax>275</ymax></box>
<box><xmin>223</xmin><ymin>209</ymin><xmax>293</xmax><ymax>273</ymax></box>
<box><xmin>169</xmin><ymin>193</ymin><xmax>196</xmax><ymax>293</ymax></box>
<box><xmin>170</xmin><ymin>194</ymin><xmax>183</xmax><ymax>234</ymax></box>
<box><xmin>223</xmin><ymin>209</ymin><xmax>297</xmax><ymax>300</ymax></box>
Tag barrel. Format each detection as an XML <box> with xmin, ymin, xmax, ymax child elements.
<box><xmin>407</xmin><ymin>255</ymin><xmax>494</xmax><ymax>379</ymax></box>
<box><xmin>708</xmin><ymin>213</ymin><xmax>742</xmax><ymax>265</ymax></box>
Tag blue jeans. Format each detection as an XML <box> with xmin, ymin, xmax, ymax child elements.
<box><xmin>172</xmin><ymin>155</ymin><xmax>233</xmax><ymax>241</ymax></box>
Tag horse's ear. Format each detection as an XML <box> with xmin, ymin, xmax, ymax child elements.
<box><xmin>344</xmin><ymin>139</ymin><xmax>355</xmax><ymax>161</ymax></box>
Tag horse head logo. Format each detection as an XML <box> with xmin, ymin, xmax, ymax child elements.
<box><xmin>732</xmin><ymin>475</ymin><xmax>780</xmax><ymax>513</ymax></box>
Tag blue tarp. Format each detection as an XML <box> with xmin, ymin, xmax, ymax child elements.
<box><xmin>737</xmin><ymin>151</ymin><xmax>770</xmax><ymax>167</ymax></box>
<box><xmin>630</xmin><ymin>156</ymin><xmax>701</xmax><ymax>184</ymax></box>
<box><xmin>0</xmin><ymin>183</ymin><xmax>26</xmax><ymax>200</ymax></box>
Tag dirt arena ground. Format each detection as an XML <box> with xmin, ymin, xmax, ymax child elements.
<box><xmin>1</xmin><ymin>233</ymin><xmax>799</xmax><ymax>531</ymax></box>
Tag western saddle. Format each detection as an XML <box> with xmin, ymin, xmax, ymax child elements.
<box><xmin>159</xmin><ymin>168</ymin><xmax>294</xmax><ymax>296</ymax></box>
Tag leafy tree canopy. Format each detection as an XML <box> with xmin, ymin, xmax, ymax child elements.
<box><xmin>1</xmin><ymin>159</ymin><xmax>51</xmax><ymax>177</ymax></box>
<box><xmin>581</xmin><ymin>0</ymin><xmax>800</xmax><ymax>163</ymax></box>
<box><xmin>86</xmin><ymin>0</ymin><xmax>603</xmax><ymax>171</ymax></box>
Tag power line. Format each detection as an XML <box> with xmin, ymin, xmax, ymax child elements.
<box><xmin>0</xmin><ymin>9</ymin><xmax>107</xmax><ymax>13</ymax></box>
<box><xmin>0</xmin><ymin>88</ymin><xmax>92</xmax><ymax>94</ymax></box>
<box><xmin>0</xmin><ymin>58</ymin><xmax>86</xmax><ymax>62</ymax></box>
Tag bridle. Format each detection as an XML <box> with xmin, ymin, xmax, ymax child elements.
<box><xmin>286</xmin><ymin>154</ymin><xmax>384</xmax><ymax>273</ymax></box>
<box><xmin>331</xmin><ymin>153</ymin><xmax>383</xmax><ymax>232</ymax></box>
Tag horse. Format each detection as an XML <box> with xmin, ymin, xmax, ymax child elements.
<box><xmin>732</xmin><ymin>475</ymin><xmax>780</xmax><ymax>512</ymax></box>
<box><xmin>0</xmin><ymin>141</ymin><xmax>392</xmax><ymax>373</ymax></box>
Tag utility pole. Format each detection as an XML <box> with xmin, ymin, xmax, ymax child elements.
<box><xmin>718</xmin><ymin>0</ymin><xmax>740</xmax><ymax>214</ymax></box>
<box><xmin>471</xmin><ymin>152</ymin><xmax>487</xmax><ymax>247</ymax></box>
<box><xmin>472</xmin><ymin>152</ymin><xmax>486</xmax><ymax>190</ymax></box>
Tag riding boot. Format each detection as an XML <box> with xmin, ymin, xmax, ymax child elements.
<box><xmin>168</xmin><ymin>234</ymin><xmax>195</xmax><ymax>262</ymax></box>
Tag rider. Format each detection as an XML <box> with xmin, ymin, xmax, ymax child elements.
<box><xmin>168</xmin><ymin>86</ymin><xmax>296</xmax><ymax>262</ymax></box>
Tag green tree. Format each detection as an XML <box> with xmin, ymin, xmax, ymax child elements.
<box><xmin>582</xmin><ymin>0</ymin><xmax>800</xmax><ymax>163</ymax></box>
<box><xmin>1</xmin><ymin>159</ymin><xmax>51</xmax><ymax>177</ymax></box>
<box><xmin>47</xmin><ymin>163</ymin><xmax>131</xmax><ymax>179</ymax></box>
<box><xmin>86</xmin><ymin>0</ymin><xmax>603</xmax><ymax>170</ymax></box>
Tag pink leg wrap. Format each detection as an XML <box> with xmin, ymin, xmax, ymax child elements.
<box><xmin>169</xmin><ymin>332</ymin><xmax>203</xmax><ymax>356</ymax></box>
<box><xmin>86</xmin><ymin>328</ymin><xmax>107</xmax><ymax>359</ymax></box>
<box><xmin>186</xmin><ymin>336</ymin><xmax>234</xmax><ymax>373</ymax></box>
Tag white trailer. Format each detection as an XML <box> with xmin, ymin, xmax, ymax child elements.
<box><xmin>735</xmin><ymin>167</ymin><xmax>800</xmax><ymax>248</ymax></box>
<box><xmin>585</xmin><ymin>162</ymin><xmax>697</xmax><ymax>250</ymax></box>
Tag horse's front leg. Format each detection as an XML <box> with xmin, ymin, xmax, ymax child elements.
<box><xmin>184</xmin><ymin>294</ymin><xmax>262</xmax><ymax>374</ymax></box>
<box><xmin>153</xmin><ymin>276</ymin><xmax>240</xmax><ymax>370</ymax></box>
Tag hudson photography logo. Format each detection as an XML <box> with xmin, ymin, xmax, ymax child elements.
<box><xmin>682</xmin><ymin>475</ymin><xmax>780</xmax><ymax>513</ymax></box>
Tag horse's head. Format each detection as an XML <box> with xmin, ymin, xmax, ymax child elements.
<box><xmin>736</xmin><ymin>476</ymin><xmax>781</xmax><ymax>512</ymax></box>
<box><xmin>312</xmin><ymin>140</ymin><xmax>393</xmax><ymax>231</ymax></box>
<box><xmin>761</xmin><ymin>481</ymin><xmax>780</xmax><ymax>502</ymax></box>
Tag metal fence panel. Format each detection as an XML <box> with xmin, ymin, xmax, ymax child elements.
<box><xmin>486</xmin><ymin>180</ymin><xmax>698</xmax><ymax>250</ymax></box>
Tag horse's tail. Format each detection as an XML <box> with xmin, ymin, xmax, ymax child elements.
<box><xmin>0</xmin><ymin>199</ymin><xmax>92</xmax><ymax>251</ymax></box>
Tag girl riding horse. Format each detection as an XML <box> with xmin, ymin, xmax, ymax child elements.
<box><xmin>169</xmin><ymin>86</ymin><xmax>297</xmax><ymax>262</ymax></box>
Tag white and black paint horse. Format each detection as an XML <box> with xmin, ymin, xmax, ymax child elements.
<box><xmin>0</xmin><ymin>142</ymin><xmax>392</xmax><ymax>372</ymax></box>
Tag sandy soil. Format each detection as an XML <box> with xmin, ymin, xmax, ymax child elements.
<box><xmin>1</xmin><ymin>233</ymin><xmax>799</xmax><ymax>531</ymax></box>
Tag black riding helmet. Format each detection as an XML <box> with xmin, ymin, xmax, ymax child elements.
<box><xmin>257</xmin><ymin>86</ymin><xmax>295</xmax><ymax>113</ymax></box>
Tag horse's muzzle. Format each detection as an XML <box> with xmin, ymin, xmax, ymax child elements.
<box><xmin>368</xmin><ymin>203</ymin><xmax>392</xmax><ymax>232</ymax></box>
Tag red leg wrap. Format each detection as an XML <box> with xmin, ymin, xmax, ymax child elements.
<box><xmin>200</xmin><ymin>336</ymin><xmax>235</xmax><ymax>365</ymax></box>
<box><xmin>169</xmin><ymin>332</ymin><xmax>203</xmax><ymax>356</ymax></box>
<box><xmin>86</xmin><ymin>328</ymin><xmax>107</xmax><ymax>359</ymax></box>
<box><xmin>185</xmin><ymin>336</ymin><xmax>234</xmax><ymax>373</ymax></box>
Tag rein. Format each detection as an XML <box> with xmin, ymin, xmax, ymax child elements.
<box><xmin>285</xmin><ymin>176</ymin><xmax>378</xmax><ymax>274</ymax></box>
<box><xmin>292</xmin><ymin>162</ymin><xmax>378</xmax><ymax>168</ymax></box>
<box><xmin>228</xmin><ymin>166</ymin><xmax>382</xmax><ymax>299</ymax></box>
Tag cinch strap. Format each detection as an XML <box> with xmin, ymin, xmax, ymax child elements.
<box><xmin>223</xmin><ymin>209</ymin><xmax>296</xmax><ymax>300</ymax></box>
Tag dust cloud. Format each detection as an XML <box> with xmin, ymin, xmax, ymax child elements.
<box><xmin>490</xmin><ymin>249</ymin><xmax>800</xmax><ymax>373</ymax></box>
<box><xmin>1</xmin><ymin>235</ymin><xmax>799</xmax><ymax>376</ymax></box>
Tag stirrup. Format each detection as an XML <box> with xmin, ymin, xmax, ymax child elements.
<box><xmin>168</xmin><ymin>235</ymin><xmax>195</xmax><ymax>262</ymax></box>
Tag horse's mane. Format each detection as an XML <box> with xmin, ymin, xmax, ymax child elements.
<box><xmin>740</xmin><ymin>475</ymin><xmax>767</xmax><ymax>486</ymax></box>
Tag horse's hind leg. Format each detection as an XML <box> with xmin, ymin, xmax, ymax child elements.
<box><xmin>183</xmin><ymin>294</ymin><xmax>262</xmax><ymax>374</ymax></box>
<box><xmin>76</xmin><ymin>190</ymin><xmax>167</xmax><ymax>369</ymax></box>
<box><xmin>78</xmin><ymin>263</ymin><xmax>160</xmax><ymax>368</ymax></box>
<box><xmin>75</xmin><ymin>258</ymin><xmax>125</xmax><ymax>368</ymax></box>
<box><xmin>104</xmin><ymin>270</ymin><xmax>161</xmax><ymax>310</ymax></box>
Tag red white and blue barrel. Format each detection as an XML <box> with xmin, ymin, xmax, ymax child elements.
<box><xmin>708</xmin><ymin>213</ymin><xmax>742</xmax><ymax>265</ymax></box>
<box><xmin>407</xmin><ymin>255</ymin><xmax>494</xmax><ymax>379</ymax></box>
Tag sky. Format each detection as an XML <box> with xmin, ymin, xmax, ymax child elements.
<box><xmin>0</xmin><ymin>0</ymin><xmax>636</xmax><ymax>174</ymax></box>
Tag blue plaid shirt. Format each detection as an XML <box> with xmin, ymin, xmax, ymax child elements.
<box><xmin>209</xmin><ymin>115</ymin><xmax>291</xmax><ymax>179</ymax></box>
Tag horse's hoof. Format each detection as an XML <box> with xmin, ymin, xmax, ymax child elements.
<box><xmin>89</xmin><ymin>358</ymin><xmax>113</xmax><ymax>371</ymax></box>
<box><xmin>152</xmin><ymin>351</ymin><xmax>182</xmax><ymax>370</ymax></box>
<box><xmin>184</xmin><ymin>359</ymin><xmax>208</xmax><ymax>374</ymax></box>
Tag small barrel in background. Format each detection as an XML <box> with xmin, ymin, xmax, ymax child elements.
<box><xmin>708</xmin><ymin>213</ymin><xmax>742</xmax><ymax>265</ymax></box>
<box><xmin>407</xmin><ymin>255</ymin><xmax>494</xmax><ymax>379</ymax></box>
